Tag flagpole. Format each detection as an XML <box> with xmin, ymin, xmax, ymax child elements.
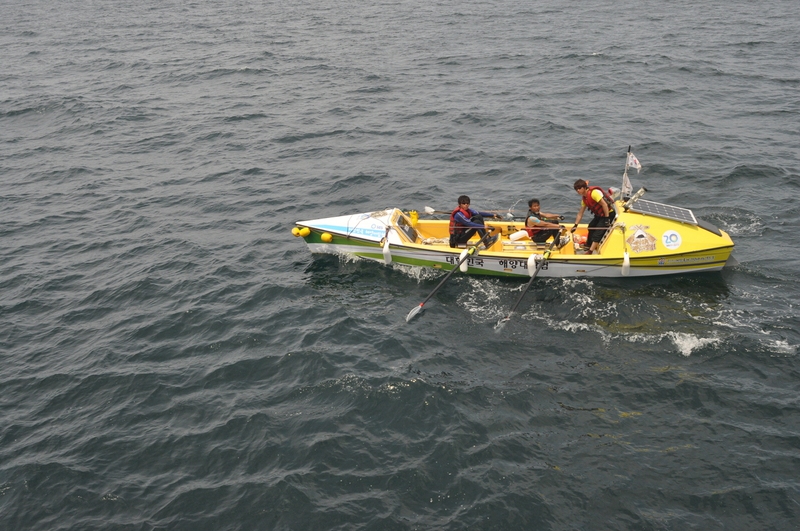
<box><xmin>622</xmin><ymin>145</ymin><xmax>632</xmax><ymax>201</ymax></box>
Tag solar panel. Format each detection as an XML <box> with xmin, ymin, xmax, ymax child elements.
<box><xmin>628</xmin><ymin>199</ymin><xmax>698</xmax><ymax>225</ymax></box>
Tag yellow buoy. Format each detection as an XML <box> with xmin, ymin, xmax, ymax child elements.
<box><xmin>321</xmin><ymin>232</ymin><xmax>333</xmax><ymax>243</ymax></box>
<box><xmin>298</xmin><ymin>227</ymin><xmax>311</xmax><ymax>237</ymax></box>
<box><xmin>291</xmin><ymin>227</ymin><xmax>302</xmax><ymax>237</ymax></box>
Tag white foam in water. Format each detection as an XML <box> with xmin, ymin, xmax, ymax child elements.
<box><xmin>667</xmin><ymin>332</ymin><xmax>721</xmax><ymax>357</ymax></box>
<box><xmin>460</xmin><ymin>277</ymin><xmax>506</xmax><ymax>320</ymax></box>
<box><xmin>336</xmin><ymin>252</ymin><xmax>367</xmax><ymax>265</ymax></box>
<box><xmin>619</xmin><ymin>331</ymin><xmax>721</xmax><ymax>357</ymax></box>
<box><xmin>553</xmin><ymin>318</ymin><xmax>605</xmax><ymax>335</ymax></box>
<box><xmin>766</xmin><ymin>338</ymin><xmax>796</xmax><ymax>355</ymax></box>
<box><xmin>392</xmin><ymin>262</ymin><xmax>445</xmax><ymax>281</ymax></box>
<box><xmin>719</xmin><ymin>212</ymin><xmax>763</xmax><ymax>237</ymax></box>
<box><xmin>401</xmin><ymin>255</ymin><xmax>795</xmax><ymax>361</ymax></box>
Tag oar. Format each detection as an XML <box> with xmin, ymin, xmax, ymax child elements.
<box><xmin>495</xmin><ymin>236</ymin><xmax>559</xmax><ymax>329</ymax></box>
<box><xmin>405</xmin><ymin>232</ymin><xmax>492</xmax><ymax>322</ymax></box>
<box><xmin>423</xmin><ymin>206</ymin><xmax>523</xmax><ymax>220</ymax></box>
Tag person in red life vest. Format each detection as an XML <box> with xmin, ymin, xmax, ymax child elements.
<box><xmin>449</xmin><ymin>195</ymin><xmax>501</xmax><ymax>248</ymax></box>
<box><xmin>571</xmin><ymin>179</ymin><xmax>616</xmax><ymax>254</ymax></box>
<box><xmin>525</xmin><ymin>198</ymin><xmax>566</xmax><ymax>245</ymax></box>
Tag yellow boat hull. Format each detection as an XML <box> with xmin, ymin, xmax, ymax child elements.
<box><xmin>294</xmin><ymin>204</ymin><xmax>734</xmax><ymax>278</ymax></box>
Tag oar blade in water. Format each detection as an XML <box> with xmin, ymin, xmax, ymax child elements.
<box><xmin>406</xmin><ymin>304</ymin><xmax>424</xmax><ymax>322</ymax></box>
<box><xmin>494</xmin><ymin>316</ymin><xmax>510</xmax><ymax>331</ymax></box>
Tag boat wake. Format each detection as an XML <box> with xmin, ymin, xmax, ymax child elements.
<box><xmin>452</xmin><ymin>275</ymin><xmax>797</xmax><ymax>358</ymax></box>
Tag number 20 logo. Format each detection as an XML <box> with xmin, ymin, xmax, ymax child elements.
<box><xmin>662</xmin><ymin>230</ymin><xmax>682</xmax><ymax>250</ymax></box>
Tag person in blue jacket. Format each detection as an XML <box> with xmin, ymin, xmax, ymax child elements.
<box><xmin>449</xmin><ymin>195</ymin><xmax>500</xmax><ymax>248</ymax></box>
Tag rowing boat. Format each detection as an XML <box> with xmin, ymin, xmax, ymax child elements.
<box><xmin>292</xmin><ymin>154</ymin><xmax>734</xmax><ymax>279</ymax></box>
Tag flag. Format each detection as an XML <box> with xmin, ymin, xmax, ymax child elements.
<box><xmin>621</xmin><ymin>170</ymin><xmax>633</xmax><ymax>199</ymax></box>
<box><xmin>626</xmin><ymin>152</ymin><xmax>642</xmax><ymax>173</ymax></box>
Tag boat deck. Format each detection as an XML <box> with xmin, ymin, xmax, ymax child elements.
<box><xmin>404</xmin><ymin>217</ymin><xmax>586</xmax><ymax>256</ymax></box>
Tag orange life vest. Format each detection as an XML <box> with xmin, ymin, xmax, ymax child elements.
<box><xmin>449</xmin><ymin>207</ymin><xmax>473</xmax><ymax>235</ymax></box>
<box><xmin>584</xmin><ymin>186</ymin><xmax>613</xmax><ymax>217</ymax></box>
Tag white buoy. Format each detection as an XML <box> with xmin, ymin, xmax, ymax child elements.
<box><xmin>527</xmin><ymin>254</ymin><xmax>540</xmax><ymax>277</ymax></box>
<box><xmin>382</xmin><ymin>239</ymin><xmax>392</xmax><ymax>265</ymax></box>
<box><xmin>459</xmin><ymin>249</ymin><xmax>469</xmax><ymax>272</ymax></box>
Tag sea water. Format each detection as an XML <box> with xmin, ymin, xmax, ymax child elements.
<box><xmin>2</xmin><ymin>0</ymin><xmax>799</xmax><ymax>529</ymax></box>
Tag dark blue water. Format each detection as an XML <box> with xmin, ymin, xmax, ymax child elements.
<box><xmin>2</xmin><ymin>1</ymin><xmax>799</xmax><ymax>529</ymax></box>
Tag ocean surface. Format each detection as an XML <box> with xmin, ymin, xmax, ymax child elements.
<box><xmin>2</xmin><ymin>0</ymin><xmax>799</xmax><ymax>529</ymax></box>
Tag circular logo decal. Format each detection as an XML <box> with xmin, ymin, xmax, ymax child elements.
<box><xmin>662</xmin><ymin>230</ymin><xmax>682</xmax><ymax>250</ymax></box>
